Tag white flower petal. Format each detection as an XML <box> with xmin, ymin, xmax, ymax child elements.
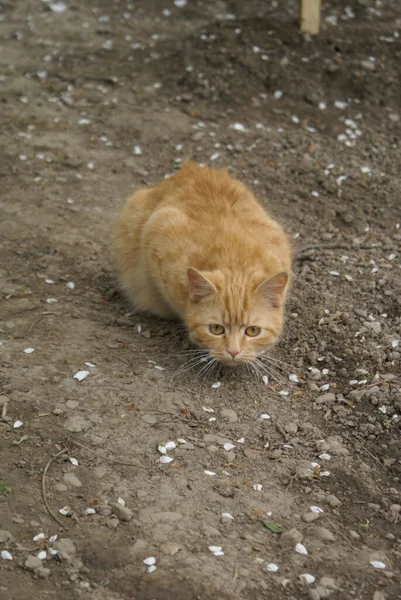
<box><xmin>299</xmin><ymin>574</ymin><xmax>315</xmax><ymax>584</ymax></box>
<box><xmin>143</xmin><ymin>557</ymin><xmax>156</xmax><ymax>566</ymax></box>
<box><xmin>370</xmin><ymin>560</ymin><xmax>386</xmax><ymax>569</ymax></box>
<box><xmin>222</xmin><ymin>512</ymin><xmax>233</xmax><ymax>521</ymax></box>
<box><xmin>73</xmin><ymin>370</ymin><xmax>89</xmax><ymax>381</ymax></box>
<box><xmin>1</xmin><ymin>551</ymin><xmax>13</xmax><ymax>560</ymax></box>
<box><xmin>266</xmin><ymin>563</ymin><xmax>279</xmax><ymax>572</ymax></box>
<box><xmin>295</xmin><ymin>543</ymin><xmax>308</xmax><ymax>555</ymax></box>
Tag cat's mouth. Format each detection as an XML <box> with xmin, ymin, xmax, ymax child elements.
<box><xmin>213</xmin><ymin>354</ymin><xmax>253</xmax><ymax>366</ymax></box>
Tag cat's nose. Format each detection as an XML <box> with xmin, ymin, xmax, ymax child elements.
<box><xmin>227</xmin><ymin>349</ymin><xmax>240</xmax><ymax>359</ymax></box>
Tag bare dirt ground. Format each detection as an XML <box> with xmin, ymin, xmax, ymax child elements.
<box><xmin>0</xmin><ymin>1</ymin><xmax>400</xmax><ymax>599</ymax></box>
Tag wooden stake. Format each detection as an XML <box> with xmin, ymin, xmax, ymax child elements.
<box><xmin>300</xmin><ymin>0</ymin><xmax>321</xmax><ymax>35</ymax></box>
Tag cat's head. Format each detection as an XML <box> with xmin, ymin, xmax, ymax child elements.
<box><xmin>185</xmin><ymin>267</ymin><xmax>288</xmax><ymax>365</ymax></box>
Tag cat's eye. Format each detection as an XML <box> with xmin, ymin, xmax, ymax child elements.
<box><xmin>209</xmin><ymin>324</ymin><xmax>225</xmax><ymax>335</ymax></box>
<box><xmin>245</xmin><ymin>326</ymin><xmax>261</xmax><ymax>337</ymax></box>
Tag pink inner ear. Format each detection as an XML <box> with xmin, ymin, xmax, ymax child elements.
<box><xmin>187</xmin><ymin>268</ymin><xmax>215</xmax><ymax>302</ymax></box>
<box><xmin>256</xmin><ymin>272</ymin><xmax>288</xmax><ymax>307</ymax></box>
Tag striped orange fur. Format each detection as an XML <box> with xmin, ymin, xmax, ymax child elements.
<box><xmin>113</xmin><ymin>163</ymin><xmax>292</xmax><ymax>365</ymax></box>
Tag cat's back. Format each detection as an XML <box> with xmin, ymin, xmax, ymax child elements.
<box><xmin>157</xmin><ymin>163</ymin><xmax>266</xmax><ymax>223</ymax></box>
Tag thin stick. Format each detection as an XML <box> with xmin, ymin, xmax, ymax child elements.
<box><xmin>25</xmin><ymin>312</ymin><xmax>55</xmax><ymax>338</ymax></box>
<box><xmin>344</xmin><ymin>427</ymin><xmax>381</xmax><ymax>465</ymax></box>
<box><xmin>42</xmin><ymin>448</ymin><xmax>68</xmax><ymax>527</ymax></box>
<box><xmin>69</xmin><ymin>440</ymin><xmax>139</xmax><ymax>467</ymax></box>
<box><xmin>322</xmin><ymin>513</ymin><xmax>353</xmax><ymax>548</ymax></box>
<box><xmin>297</xmin><ymin>242</ymin><xmax>379</xmax><ymax>253</ymax></box>
<box><xmin>275</xmin><ymin>421</ymin><xmax>289</xmax><ymax>441</ymax></box>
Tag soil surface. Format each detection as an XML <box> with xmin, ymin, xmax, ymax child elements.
<box><xmin>0</xmin><ymin>1</ymin><xmax>400</xmax><ymax>599</ymax></box>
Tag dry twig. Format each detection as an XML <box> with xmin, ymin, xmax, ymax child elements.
<box><xmin>42</xmin><ymin>448</ymin><xmax>68</xmax><ymax>527</ymax></box>
<box><xmin>70</xmin><ymin>439</ymin><xmax>139</xmax><ymax>467</ymax></box>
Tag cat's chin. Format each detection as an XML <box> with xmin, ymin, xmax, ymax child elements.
<box><xmin>213</xmin><ymin>356</ymin><xmax>253</xmax><ymax>366</ymax></box>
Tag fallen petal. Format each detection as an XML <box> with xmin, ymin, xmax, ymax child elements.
<box><xmin>295</xmin><ymin>543</ymin><xmax>308</xmax><ymax>555</ymax></box>
<box><xmin>299</xmin><ymin>574</ymin><xmax>315</xmax><ymax>584</ymax></box>
<box><xmin>370</xmin><ymin>561</ymin><xmax>386</xmax><ymax>569</ymax></box>
<box><xmin>73</xmin><ymin>370</ymin><xmax>89</xmax><ymax>382</ymax></box>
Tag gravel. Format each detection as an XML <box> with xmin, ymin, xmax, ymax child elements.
<box><xmin>112</xmin><ymin>504</ymin><xmax>134</xmax><ymax>522</ymax></box>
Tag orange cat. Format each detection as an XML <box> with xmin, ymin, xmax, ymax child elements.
<box><xmin>112</xmin><ymin>163</ymin><xmax>292</xmax><ymax>367</ymax></box>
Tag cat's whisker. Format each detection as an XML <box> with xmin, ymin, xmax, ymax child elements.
<box><xmin>197</xmin><ymin>358</ymin><xmax>218</xmax><ymax>382</ymax></box>
<box><xmin>253</xmin><ymin>359</ymin><xmax>284</xmax><ymax>383</ymax></box>
<box><xmin>171</xmin><ymin>355</ymin><xmax>210</xmax><ymax>379</ymax></box>
<box><xmin>204</xmin><ymin>359</ymin><xmax>220</xmax><ymax>383</ymax></box>
<box><xmin>257</xmin><ymin>358</ymin><xmax>288</xmax><ymax>375</ymax></box>
<box><xmin>257</xmin><ymin>353</ymin><xmax>296</xmax><ymax>371</ymax></box>
<box><xmin>249</xmin><ymin>360</ymin><xmax>263</xmax><ymax>381</ymax></box>
<box><xmin>171</xmin><ymin>349</ymin><xmax>211</xmax><ymax>358</ymax></box>
<box><xmin>254</xmin><ymin>358</ymin><xmax>282</xmax><ymax>381</ymax></box>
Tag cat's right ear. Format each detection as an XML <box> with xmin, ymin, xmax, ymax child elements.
<box><xmin>187</xmin><ymin>268</ymin><xmax>215</xmax><ymax>302</ymax></box>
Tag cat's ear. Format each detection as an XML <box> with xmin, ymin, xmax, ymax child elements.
<box><xmin>187</xmin><ymin>268</ymin><xmax>216</xmax><ymax>302</ymax></box>
<box><xmin>256</xmin><ymin>272</ymin><xmax>288</xmax><ymax>308</ymax></box>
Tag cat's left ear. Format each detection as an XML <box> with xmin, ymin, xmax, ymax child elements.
<box><xmin>187</xmin><ymin>268</ymin><xmax>216</xmax><ymax>302</ymax></box>
<box><xmin>256</xmin><ymin>272</ymin><xmax>288</xmax><ymax>308</ymax></box>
